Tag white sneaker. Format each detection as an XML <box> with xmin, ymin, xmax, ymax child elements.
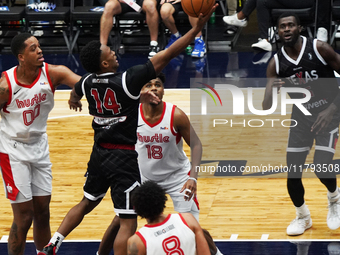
<box><xmin>327</xmin><ymin>195</ymin><xmax>340</xmax><ymax>230</ymax></box>
<box><xmin>223</xmin><ymin>13</ymin><xmax>247</xmax><ymax>27</ymax></box>
<box><xmin>317</xmin><ymin>27</ymin><xmax>328</xmax><ymax>42</ymax></box>
<box><xmin>251</xmin><ymin>38</ymin><xmax>272</xmax><ymax>51</ymax></box>
<box><xmin>328</xmin><ymin>242</ymin><xmax>340</xmax><ymax>255</ymax></box>
<box><xmin>286</xmin><ymin>215</ymin><xmax>312</xmax><ymax>236</ymax></box>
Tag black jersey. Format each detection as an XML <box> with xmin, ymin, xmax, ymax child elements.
<box><xmin>75</xmin><ymin>61</ymin><xmax>156</xmax><ymax>145</ymax></box>
<box><xmin>274</xmin><ymin>36</ymin><xmax>339</xmax><ymax>115</ymax></box>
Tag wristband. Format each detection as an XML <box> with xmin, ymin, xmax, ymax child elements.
<box><xmin>188</xmin><ymin>177</ymin><xmax>197</xmax><ymax>183</ymax></box>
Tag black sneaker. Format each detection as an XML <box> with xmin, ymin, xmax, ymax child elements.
<box><xmin>37</xmin><ymin>243</ymin><xmax>56</xmax><ymax>255</ymax></box>
<box><xmin>148</xmin><ymin>45</ymin><xmax>159</xmax><ymax>59</ymax></box>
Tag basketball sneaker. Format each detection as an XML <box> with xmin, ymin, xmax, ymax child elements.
<box><xmin>286</xmin><ymin>214</ymin><xmax>312</xmax><ymax>235</ymax></box>
<box><xmin>327</xmin><ymin>193</ymin><xmax>340</xmax><ymax>230</ymax></box>
<box><xmin>38</xmin><ymin>243</ymin><xmax>56</xmax><ymax>255</ymax></box>
<box><xmin>223</xmin><ymin>13</ymin><xmax>247</xmax><ymax>27</ymax></box>
<box><xmin>251</xmin><ymin>38</ymin><xmax>272</xmax><ymax>51</ymax></box>
<box><xmin>165</xmin><ymin>34</ymin><xmax>181</xmax><ymax>49</ymax></box>
<box><xmin>191</xmin><ymin>37</ymin><xmax>206</xmax><ymax>58</ymax></box>
<box><xmin>148</xmin><ymin>45</ymin><xmax>159</xmax><ymax>59</ymax></box>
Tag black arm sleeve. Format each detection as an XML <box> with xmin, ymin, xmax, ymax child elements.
<box><xmin>125</xmin><ymin>60</ymin><xmax>156</xmax><ymax>97</ymax></box>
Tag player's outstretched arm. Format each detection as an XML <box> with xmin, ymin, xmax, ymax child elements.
<box><xmin>69</xmin><ymin>87</ymin><xmax>83</xmax><ymax>112</ymax></box>
<box><xmin>150</xmin><ymin>3</ymin><xmax>218</xmax><ymax>74</ymax></box>
<box><xmin>181</xmin><ymin>213</ymin><xmax>210</xmax><ymax>255</ymax></box>
<box><xmin>127</xmin><ymin>234</ymin><xmax>146</xmax><ymax>255</ymax></box>
<box><xmin>48</xmin><ymin>64</ymin><xmax>81</xmax><ymax>89</ymax></box>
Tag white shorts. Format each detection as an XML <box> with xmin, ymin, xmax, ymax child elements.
<box><xmin>0</xmin><ymin>133</ymin><xmax>52</xmax><ymax>203</ymax></box>
<box><xmin>141</xmin><ymin>171</ymin><xmax>200</xmax><ymax>221</ymax></box>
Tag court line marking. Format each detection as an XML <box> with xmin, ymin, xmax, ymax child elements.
<box><xmin>261</xmin><ymin>234</ymin><xmax>269</xmax><ymax>240</ymax></box>
<box><xmin>0</xmin><ymin>236</ymin><xmax>8</xmax><ymax>242</ymax></box>
<box><xmin>230</xmin><ymin>234</ymin><xmax>238</xmax><ymax>240</ymax></box>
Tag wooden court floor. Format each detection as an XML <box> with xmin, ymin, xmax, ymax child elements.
<box><xmin>1</xmin><ymin>89</ymin><xmax>340</xmax><ymax>244</ymax></box>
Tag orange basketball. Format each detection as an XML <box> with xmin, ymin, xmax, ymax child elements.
<box><xmin>181</xmin><ymin>0</ymin><xmax>215</xmax><ymax>17</ymax></box>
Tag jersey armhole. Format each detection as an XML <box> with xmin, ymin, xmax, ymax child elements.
<box><xmin>313</xmin><ymin>39</ymin><xmax>328</xmax><ymax>65</ymax></box>
<box><xmin>136</xmin><ymin>232</ymin><xmax>147</xmax><ymax>249</ymax></box>
<box><xmin>274</xmin><ymin>54</ymin><xmax>279</xmax><ymax>75</ymax></box>
<box><xmin>44</xmin><ymin>63</ymin><xmax>55</xmax><ymax>93</ymax></box>
<box><xmin>3</xmin><ymin>71</ymin><xmax>12</xmax><ymax>107</ymax></box>
<box><xmin>178</xmin><ymin>213</ymin><xmax>190</xmax><ymax>228</ymax></box>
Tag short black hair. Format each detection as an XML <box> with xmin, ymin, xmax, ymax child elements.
<box><xmin>80</xmin><ymin>40</ymin><xmax>102</xmax><ymax>73</ymax></box>
<box><xmin>277</xmin><ymin>12</ymin><xmax>301</xmax><ymax>27</ymax></box>
<box><xmin>132</xmin><ymin>181</ymin><xmax>167</xmax><ymax>222</ymax></box>
<box><xmin>156</xmin><ymin>72</ymin><xmax>166</xmax><ymax>84</ymax></box>
<box><xmin>11</xmin><ymin>33</ymin><xmax>33</xmax><ymax>58</ymax></box>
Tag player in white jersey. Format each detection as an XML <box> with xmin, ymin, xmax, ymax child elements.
<box><xmin>127</xmin><ymin>180</ymin><xmax>210</xmax><ymax>255</ymax></box>
<box><xmin>0</xmin><ymin>33</ymin><xmax>81</xmax><ymax>255</ymax></box>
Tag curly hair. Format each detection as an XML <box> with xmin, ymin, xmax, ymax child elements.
<box><xmin>11</xmin><ymin>33</ymin><xmax>33</xmax><ymax>59</ymax></box>
<box><xmin>80</xmin><ymin>40</ymin><xmax>102</xmax><ymax>73</ymax></box>
<box><xmin>157</xmin><ymin>72</ymin><xmax>166</xmax><ymax>84</ymax></box>
<box><xmin>132</xmin><ymin>181</ymin><xmax>167</xmax><ymax>222</ymax></box>
<box><xmin>277</xmin><ymin>12</ymin><xmax>301</xmax><ymax>27</ymax></box>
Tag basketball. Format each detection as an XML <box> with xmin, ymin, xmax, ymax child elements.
<box><xmin>181</xmin><ymin>0</ymin><xmax>215</xmax><ymax>17</ymax></box>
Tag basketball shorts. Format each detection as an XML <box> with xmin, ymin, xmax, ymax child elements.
<box><xmin>287</xmin><ymin>110</ymin><xmax>340</xmax><ymax>154</ymax></box>
<box><xmin>141</xmin><ymin>162</ymin><xmax>200</xmax><ymax>221</ymax></box>
<box><xmin>0</xmin><ymin>133</ymin><xmax>52</xmax><ymax>203</ymax></box>
<box><xmin>84</xmin><ymin>143</ymin><xmax>141</xmax><ymax>218</ymax></box>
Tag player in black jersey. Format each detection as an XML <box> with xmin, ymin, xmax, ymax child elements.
<box><xmin>263</xmin><ymin>12</ymin><xmax>340</xmax><ymax>236</ymax></box>
<box><xmin>38</xmin><ymin>4</ymin><xmax>217</xmax><ymax>255</ymax></box>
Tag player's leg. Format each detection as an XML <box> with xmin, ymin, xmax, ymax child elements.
<box><xmin>142</xmin><ymin>0</ymin><xmax>160</xmax><ymax>58</ymax></box>
<box><xmin>161</xmin><ymin>3</ymin><xmax>182</xmax><ymax>49</ymax></box>
<box><xmin>286</xmin><ymin>120</ymin><xmax>313</xmax><ymax>236</ymax></box>
<box><xmin>113</xmin><ymin>217</ymin><xmax>137</xmax><ymax>255</ymax></box>
<box><xmin>188</xmin><ymin>16</ymin><xmax>205</xmax><ymax>58</ymax></box>
<box><xmin>97</xmin><ymin>216</ymin><xmax>120</xmax><ymax>255</ymax></box>
<box><xmin>314</xmin><ymin>125</ymin><xmax>340</xmax><ymax>230</ymax></box>
<box><xmin>100</xmin><ymin>0</ymin><xmax>123</xmax><ymax>45</ymax></box>
<box><xmin>32</xmin><ymin>195</ymin><xmax>51</xmax><ymax>251</ymax></box>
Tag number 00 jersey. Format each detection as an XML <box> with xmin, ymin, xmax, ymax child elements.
<box><xmin>136</xmin><ymin>102</ymin><xmax>190</xmax><ymax>182</ymax></box>
<box><xmin>0</xmin><ymin>63</ymin><xmax>54</xmax><ymax>143</ymax></box>
<box><xmin>136</xmin><ymin>214</ymin><xmax>196</xmax><ymax>255</ymax></box>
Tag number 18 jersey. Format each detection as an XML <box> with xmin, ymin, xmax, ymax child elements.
<box><xmin>136</xmin><ymin>102</ymin><xmax>190</xmax><ymax>182</ymax></box>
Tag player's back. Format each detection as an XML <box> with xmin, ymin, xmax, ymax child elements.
<box><xmin>137</xmin><ymin>214</ymin><xmax>196</xmax><ymax>255</ymax></box>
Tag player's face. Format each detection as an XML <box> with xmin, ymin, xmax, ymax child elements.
<box><xmin>20</xmin><ymin>36</ymin><xmax>44</xmax><ymax>67</ymax></box>
<box><xmin>278</xmin><ymin>16</ymin><xmax>301</xmax><ymax>47</ymax></box>
<box><xmin>100</xmin><ymin>44</ymin><xmax>119</xmax><ymax>71</ymax></box>
<box><xmin>142</xmin><ymin>78</ymin><xmax>164</xmax><ymax>103</ymax></box>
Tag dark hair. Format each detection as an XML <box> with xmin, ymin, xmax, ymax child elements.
<box><xmin>157</xmin><ymin>72</ymin><xmax>166</xmax><ymax>84</ymax></box>
<box><xmin>80</xmin><ymin>40</ymin><xmax>102</xmax><ymax>73</ymax></box>
<box><xmin>277</xmin><ymin>12</ymin><xmax>301</xmax><ymax>27</ymax></box>
<box><xmin>11</xmin><ymin>33</ymin><xmax>33</xmax><ymax>58</ymax></box>
<box><xmin>132</xmin><ymin>181</ymin><xmax>167</xmax><ymax>222</ymax></box>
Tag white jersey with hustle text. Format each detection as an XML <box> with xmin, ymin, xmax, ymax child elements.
<box><xmin>136</xmin><ymin>102</ymin><xmax>190</xmax><ymax>182</ymax></box>
<box><xmin>136</xmin><ymin>214</ymin><xmax>196</xmax><ymax>255</ymax></box>
<box><xmin>0</xmin><ymin>63</ymin><xmax>54</xmax><ymax>143</ymax></box>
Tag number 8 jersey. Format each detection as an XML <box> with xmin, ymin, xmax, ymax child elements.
<box><xmin>0</xmin><ymin>64</ymin><xmax>54</xmax><ymax>143</ymax></box>
<box><xmin>136</xmin><ymin>102</ymin><xmax>190</xmax><ymax>182</ymax></box>
<box><xmin>136</xmin><ymin>214</ymin><xmax>196</xmax><ymax>255</ymax></box>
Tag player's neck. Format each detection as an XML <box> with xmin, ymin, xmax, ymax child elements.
<box><xmin>16</xmin><ymin>64</ymin><xmax>41</xmax><ymax>85</ymax></box>
<box><xmin>146</xmin><ymin>213</ymin><xmax>168</xmax><ymax>225</ymax></box>
<box><xmin>284</xmin><ymin>36</ymin><xmax>303</xmax><ymax>59</ymax></box>
<box><xmin>143</xmin><ymin>101</ymin><xmax>164</xmax><ymax>120</ymax></box>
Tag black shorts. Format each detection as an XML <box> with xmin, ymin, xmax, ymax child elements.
<box><xmin>287</xmin><ymin>110</ymin><xmax>340</xmax><ymax>154</ymax></box>
<box><xmin>84</xmin><ymin>143</ymin><xmax>141</xmax><ymax>218</ymax></box>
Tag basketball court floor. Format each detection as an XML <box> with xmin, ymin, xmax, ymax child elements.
<box><xmin>1</xmin><ymin>23</ymin><xmax>340</xmax><ymax>254</ymax></box>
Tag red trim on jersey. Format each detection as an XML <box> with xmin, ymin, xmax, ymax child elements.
<box><xmin>170</xmin><ymin>105</ymin><xmax>182</xmax><ymax>144</ymax></box>
<box><xmin>3</xmin><ymin>71</ymin><xmax>12</xmax><ymax>112</ymax></box>
<box><xmin>44</xmin><ymin>63</ymin><xmax>55</xmax><ymax>93</ymax></box>
<box><xmin>141</xmin><ymin>101</ymin><xmax>167</xmax><ymax>128</ymax></box>
<box><xmin>193</xmin><ymin>195</ymin><xmax>200</xmax><ymax>210</ymax></box>
<box><xmin>14</xmin><ymin>66</ymin><xmax>42</xmax><ymax>88</ymax></box>
<box><xmin>178</xmin><ymin>213</ymin><xmax>190</xmax><ymax>228</ymax></box>
<box><xmin>136</xmin><ymin>232</ymin><xmax>147</xmax><ymax>249</ymax></box>
<box><xmin>145</xmin><ymin>214</ymin><xmax>171</xmax><ymax>228</ymax></box>
<box><xmin>99</xmin><ymin>143</ymin><xmax>135</xmax><ymax>150</ymax></box>
<box><xmin>0</xmin><ymin>153</ymin><xmax>19</xmax><ymax>201</ymax></box>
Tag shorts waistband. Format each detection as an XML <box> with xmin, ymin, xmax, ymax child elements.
<box><xmin>99</xmin><ymin>143</ymin><xmax>135</xmax><ymax>150</ymax></box>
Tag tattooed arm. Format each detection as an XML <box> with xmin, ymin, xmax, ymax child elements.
<box><xmin>127</xmin><ymin>234</ymin><xmax>146</xmax><ymax>255</ymax></box>
<box><xmin>0</xmin><ymin>73</ymin><xmax>9</xmax><ymax>111</ymax></box>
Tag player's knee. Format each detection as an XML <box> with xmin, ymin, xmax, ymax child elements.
<box><xmin>104</xmin><ymin>0</ymin><xmax>120</xmax><ymax>15</ymax></box>
<box><xmin>160</xmin><ymin>5</ymin><xmax>173</xmax><ymax>20</ymax></box>
<box><xmin>143</xmin><ymin>0</ymin><xmax>157</xmax><ymax>13</ymax></box>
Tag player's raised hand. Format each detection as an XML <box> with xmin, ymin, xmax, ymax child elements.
<box><xmin>140</xmin><ymin>90</ymin><xmax>161</xmax><ymax>104</ymax></box>
<box><xmin>196</xmin><ymin>3</ymin><xmax>218</xmax><ymax>27</ymax></box>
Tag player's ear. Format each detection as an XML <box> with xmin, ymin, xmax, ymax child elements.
<box><xmin>101</xmin><ymin>60</ymin><xmax>109</xmax><ymax>69</ymax></box>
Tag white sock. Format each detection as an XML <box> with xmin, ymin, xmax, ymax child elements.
<box><xmin>215</xmin><ymin>247</ymin><xmax>223</xmax><ymax>255</ymax></box>
<box><xmin>329</xmin><ymin>187</ymin><xmax>339</xmax><ymax>197</ymax></box>
<box><xmin>173</xmin><ymin>31</ymin><xmax>180</xmax><ymax>38</ymax></box>
<box><xmin>96</xmin><ymin>252</ymin><xmax>99</xmax><ymax>255</ymax></box>
<box><xmin>150</xmin><ymin>40</ymin><xmax>158</xmax><ymax>46</ymax></box>
<box><xmin>195</xmin><ymin>36</ymin><xmax>202</xmax><ymax>40</ymax></box>
<box><xmin>50</xmin><ymin>232</ymin><xmax>65</xmax><ymax>253</ymax></box>
<box><xmin>296</xmin><ymin>203</ymin><xmax>310</xmax><ymax>217</ymax></box>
